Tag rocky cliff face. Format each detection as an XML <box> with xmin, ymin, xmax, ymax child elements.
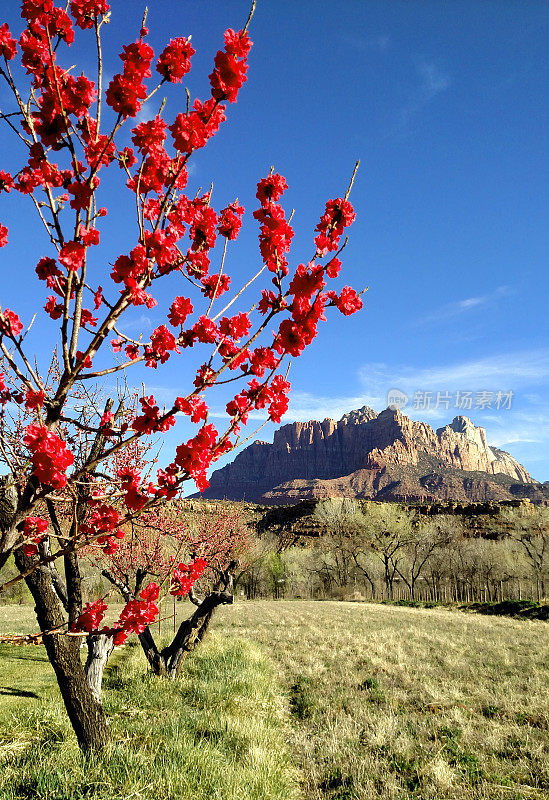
<box><xmin>197</xmin><ymin>406</ymin><xmax>542</xmax><ymax>504</ymax></box>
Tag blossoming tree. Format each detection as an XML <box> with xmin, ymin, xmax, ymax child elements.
<box><xmin>0</xmin><ymin>0</ymin><xmax>363</xmax><ymax>751</ymax></box>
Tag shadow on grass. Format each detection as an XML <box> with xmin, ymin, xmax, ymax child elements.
<box><xmin>0</xmin><ymin>686</ymin><xmax>40</xmax><ymax>698</ymax></box>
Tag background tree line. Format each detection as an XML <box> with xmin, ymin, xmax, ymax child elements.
<box><xmin>239</xmin><ymin>499</ymin><xmax>549</xmax><ymax>605</ymax></box>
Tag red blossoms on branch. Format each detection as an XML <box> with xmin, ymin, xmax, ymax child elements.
<box><xmin>209</xmin><ymin>29</ymin><xmax>251</xmax><ymax>104</ymax></box>
<box><xmin>23</xmin><ymin>424</ymin><xmax>74</xmax><ymax>489</ymax></box>
<box><xmin>22</xmin><ymin>516</ymin><xmax>48</xmax><ymax>556</ymax></box>
<box><xmin>170</xmin><ymin>557</ymin><xmax>207</xmax><ymax>596</ymax></box>
<box><xmin>156</xmin><ymin>37</ymin><xmax>195</xmax><ymax>83</ymax></box>
<box><xmin>70</xmin><ymin>0</ymin><xmax>109</xmax><ymax>30</ymax></box>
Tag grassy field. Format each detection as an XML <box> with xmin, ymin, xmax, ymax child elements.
<box><xmin>0</xmin><ymin>601</ymin><xmax>547</xmax><ymax>799</ymax></box>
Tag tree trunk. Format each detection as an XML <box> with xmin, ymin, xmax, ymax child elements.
<box><xmin>15</xmin><ymin>551</ymin><xmax>110</xmax><ymax>751</ymax></box>
<box><xmin>85</xmin><ymin>634</ymin><xmax>115</xmax><ymax>703</ymax></box>
<box><xmin>161</xmin><ymin>590</ymin><xmax>234</xmax><ymax>678</ymax></box>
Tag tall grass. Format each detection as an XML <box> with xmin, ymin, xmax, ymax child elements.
<box><xmin>0</xmin><ymin>635</ymin><xmax>299</xmax><ymax>800</ymax></box>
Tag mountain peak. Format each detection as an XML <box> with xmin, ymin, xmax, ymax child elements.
<box><xmin>195</xmin><ymin>406</ymin><xmax>539</xmax><ymax>504</ymax></box>
<box><xmin>340</xmin><ymin>406</ymin><xmax>377</xmax><ymax>425</ymax></box>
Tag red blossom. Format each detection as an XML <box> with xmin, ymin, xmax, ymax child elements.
<box><xmin>45</xmin><ymin>296</ymin><xmax>63</xmax><ymax>320</ymax></box>
<box><xmin>201</xmin><ymin>273</ymin><xmax>230</xmax><ymax>299</ymax></box>
<box><xmin>70</xmin><ymin>0</ymin><xmax>110</xmax><ymax>30</ymax></box>
<box><xmin>224</xmin><ymin>28</ymin><xmax>252</xmax><ymax>59</ymax></box>
<box><xmin>22</xmin><ymin>516</ymin><xmax>48</xmax><ymax>557</ymax></box>
<box><xmin>156</xmin><ymin>37</ymin><xmax>195</xmax><ymax>83</ymax></box>
<box><xmin>329</xmin><ymin>285</ymin><xmax>363</xmax><ymax>316</ymax></box>
<box><xmin>131</xmin><ymin>115</ymin><xmax>167</xmax><ymax>157</ymax></box>
<box><xmin>218</xmin><ymin>201</ymin><xmax>244</xmax><ymax>240</ymax></box>
<box><xmin>0</xmin><ymin>171</ymin><xmax>14</xmax><ymax>192</ymax></box>
<box><xmin>79</xmin><ymin>225</ymin><xmax>100</xmax><ymax>246</ymax></box>
<box><xmin>174</xmin><ymin>394</ymin><xmax>208</xmax><ymax>423</ymax></box>
<box><xmin>256</xmin><ymin>173</ymin><xmax>288</xmax><ymax>205</ymax></box>
<box><xmin>219</xmin><ymin>312</ymin><xmax>251</xmax><ymax>340</ymax></box>
<box><xmin>209</xmin><ymin>31</ymin><xmax>251</xmax><ymax>104</ymax></box>
<box><xmin>170</xmin><ymin>557</ymin><xmax>207</xmax><ymax>596</ymax></box>
<box><xmin>0</xmin><ymin>24</ymin><xmax>17</xmax><ymax>60</ymax></box>
<box><xmin>0</xmin><ymin>308</ymin><xmax>23</xmax><ymax>337</ymax></box>
<box><xmin>25</xmin><ymin>388</ymin><xmax>45</xmax><ymax>410</ymax></box>
<box><xmin>71</xmin><ymin>599</ymin><xmax>108</xmax><ymax>633</ymax></box>
<box><xmin>168</xmin><ymin>296</ymin><xmax>193</xmax><ymax>327</ymax></box>
<box><xmin>59</xmin><ymin>241</ymin><xmax>86</xmax><ymax>272</ymax></box>
<box><xmin>23</xmin><ymin>424</ymin><xmax>74</xmax><ymax>489</ymax></box>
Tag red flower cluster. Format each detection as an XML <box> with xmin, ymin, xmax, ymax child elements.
<box><xmin>168</xmin><ymin>296</ymin><xmax>193</xmax><ymax>327</ymax></box>
<box><xmin>22</xmin><ymin>516</ymin><xmax>48</xmax><ymax>557</ymax></box>
<box><xmin>0</xmin><ymin>372</ymin><xmax>10</xmax><ymax>405</ymax></box>
<box><xmin>115</xmin><ymin>594</ymin><xmax>159</xmax><ymax>636</ymax></box>
<box><xmin>59</xmin><ymin>241</ymin><xmax>86</xmax><ymax>273</ymax></box>
<box><xmin>256</xmin><ymin>173</ymin><xmax>288</xmax><ymax>205</ymax></box>
<box><xmin>70</xmin><ymin>0</ymin><xmax>110</xmax><ymax>30</ymax></box>
<box><xmin>227</xmin><ymin>373</ymin><xmax>290</xmax><ymax>425</ymax></box>
<box><xmin>253</xmin><ymin>175</ymin><xmax>294</xmax><ymax>275</ymax></box>
<box><xmin>71</xmin><ymin>599</ymin><xmax>108</xmax><ymax>633</ymax></box>
<box><xmin>218</xmin><ymin>201</ymin><xmax>244</xmax><ymax>240</ymax></box>
<box><xmin>23</xmin><ymin>424</ymin><xmax>74</xmax><ymax>489</ymax></box>
<box><xmin>156</xmin><ymin>37</ymin><xmax>195</xmax><ymax>83</ymax></box>
<box><xmin>80</xmin><ymin>502</ymin><xmax>125</xmax><ymax>554</ymax></box>
<box><xmin>314</xmin><ymin>197</ymin><xmax>356</xmax><ymax>256</ymax></box>
<box><xmin>118</xmin><ymin>466</ymin><xmax>148</xmax><ymax>512</ymax></box>
<box><xmin>111</xmin><ymin>244</ymin><xmax>156</xmax><ymax>307</ymax></box>
<box><xmin>170</xmin><ymin>99</ymin><xmax>226</xmax><ymax>155</ymax></box>
<box><xmin>25</xmin><ymin>388</ymin><xmax>45</xmax><ymax>410</ymax></box>
<box><xmin>147</xmin><ymin>324</ymin><xmax>180</xmax><ymax>367</ymax></box>
<box><xmin>174</xmin><ymin>394</ymin><xmax>208</xmax><ymax>424</ymax></box>
<box><xmin>0</xmin><ymin>23</ymin><xmax>17</xmax><ymax>60</ymax></box>
<box><xmin>0</xmin><ymin>308</ymin><xmax>23</xmax><ymax>337</ymax></box>
<box><xmin>132</xmin><ymin>395</ymin><xmax>175</xmax><ymax>435</ymax></box>
<box><xmin>106</xmin><ymin>37</ymin><xmax>153</xmax><ymax>118</ymax></box>
<box><xmin>327</xmin><ymin>285</ymin><xmax>363</xmax><ymax>316</ymax></box>
<box><xmin>170</xmin><ymin>557</ymin><xmax>207</xmax><ymax>597</ymax></box>
<box><xmin>209</xmin><ymin>28</ymin><xmax>251</xmax><ymax>104</ymax></box>
<box><xmin>174</xmin><ymin>423</ymin><xmax>218</xmax><ymax>492</ymax></box>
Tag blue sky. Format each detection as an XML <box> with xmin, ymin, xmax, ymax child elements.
<box><xmin>1</xmin><ymin>1</ymin><xmax>548</xmax><ymax>483</ymax></box>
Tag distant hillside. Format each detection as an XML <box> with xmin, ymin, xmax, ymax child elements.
<box><xmin>195</xmin><ymin>406</ymin><xmax>549</xmax><ymax>505</ymax></box>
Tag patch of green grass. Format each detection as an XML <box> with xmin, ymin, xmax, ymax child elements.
<box><xmin>0</xmin><ymin>635</ymin><xmax>299</xmax><ymax>800</ymax></box>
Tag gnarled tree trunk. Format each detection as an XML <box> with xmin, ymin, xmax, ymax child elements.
<box><xmin>14</xmin><ymin>549</ymin><xmax>110</xmax><ymax>751</ymax></box>
<box><xmin>85</xmin><ymin>634</ymin><xmax>115</xmax><ymax>703</ymax></box>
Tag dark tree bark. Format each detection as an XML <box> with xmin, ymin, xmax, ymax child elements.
<box><xmin>100</xmin><ymin>560</ymin><xmax>239</xmax><ymax>681</ymax></box>
<box><xmin>14</xmin><ymin>549</ymin><xmax>110</xmax><ymax>751</ymax></box>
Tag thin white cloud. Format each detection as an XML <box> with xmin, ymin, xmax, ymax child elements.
<box><xmin>117</xmin><ymin>314</ymin><xmax>154</xmax><ymax>334</ymax></box>
<box><xmin>417</xmin><ymin>285</ymin><xmax>511</xmax><ymax>326</ymax></box>
<box><xmin>393</xmin><ymin>59</ymin><xmax>451</xmax><ymax>135</ymax></box>
<box><xmin>417</xmin><ymin>61</ymin><xmax>451</xmax><ymax>100</ymax></box>
<box><xmin>358</xmin><ymin>348</ymin><xmax>549</xmax><ymax>394</ymax></box>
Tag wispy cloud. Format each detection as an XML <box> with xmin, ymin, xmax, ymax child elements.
<box><xmin>117</xmin><ymin>314</ymin><xmax>154</xmax><ymax>334</ymax></box>
<box><xmin>394</xmin><ymin>59</ymin><xmax>451</xmax><ymax>133</ymax></box>
<box><xmin>417</xmin><ymin>61</ymin><xmax>451</xmax><ymax>100</ymax></box>
<box><xmin>416</xmin><ymin>285</ymin><xmax>511</xmax><ymax>326</ymax></box>
<box><xmin>358</xmin><ymin>348</ymin><xmax>549</xmax><ymax>395</ymax></box>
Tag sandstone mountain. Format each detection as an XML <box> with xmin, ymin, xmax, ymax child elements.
<box><xmin>197</xmin><ymin>407</ymin><xmax>548</xmax><ymax>505</ymax></box>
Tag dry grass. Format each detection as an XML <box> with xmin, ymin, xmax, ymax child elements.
<box><xmin>213</xmin><ymin>600</ymin><xmax>549</xmax><ymax>800</ymax></box>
